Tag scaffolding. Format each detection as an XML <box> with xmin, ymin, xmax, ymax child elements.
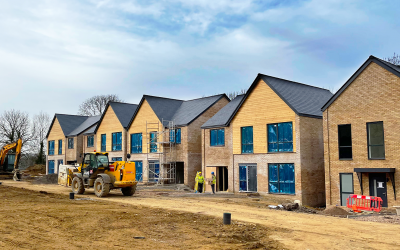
<box><xmin>146</xmin><ymin>119</ymin><xmax>177</xmax><ymax>184</ymax></box>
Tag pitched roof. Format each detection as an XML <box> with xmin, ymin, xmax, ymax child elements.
<box><xmin>201</xmin><ymin>95</ymin><xmax>244</xmax><ymax>129</ymax></box>
<box><xmin>260</xmin><ymin>74</ymin><xmax>333</xmax><ymax>118</ymax></box>
<box><xmin>128</xmin><ymin>94</ymin><xmax>229</xmax><ymax>128</ymax></box>
<box><xmin>46</xmin><ymin>114</ymin><xmax>88</xmax><ymax>138</ymax></box>
<box><xmin>109</xmin><ymin>102</ymin><xmax>138</xmax><ymax>128</ymax></box>
<box><xmin>322</xmin><ymin>55</ymin><xmax>400</xmax><ymax>111</ymax></box>
<box><xmin>67</xmin><ymin>115</ymin><xmax>101</xmax><ymax>137</ymax></box>
<box><xmin>83</xmin><ymin>124</ymin><xmax>97</xmax><ymax>135</ymax></box>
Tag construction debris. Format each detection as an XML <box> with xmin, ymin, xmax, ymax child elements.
<box><xmin>320</xmin><ymin>205</ymin><xmax>350</xmax><ymax>217</ymax></box>
<box><xmin>33</xmin><ymin>174</ymin><xmax>58</xmax><ymax>184</ymax></box>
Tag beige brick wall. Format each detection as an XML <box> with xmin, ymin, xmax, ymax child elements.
<box><xmin>324</xmin><ymin>62</ymin><xmax>400</xmax><ymax>207</ymax></box>
<box><xmin>83</xmin><ymin>134</ymin><xmax>97</xmax><ymax>154</ymax></box>
<box><xmin>65</xmin><ymin>135</ymin><xmax>84</xmax><ymax>164</ymax></box>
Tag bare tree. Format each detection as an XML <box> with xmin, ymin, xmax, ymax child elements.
<box><xmin>32</xmin><ymin>111</ymin><xmax>51</xmax><ymax>164</ymax></box>
<box><xmin>383</xmin><ymin>53</ymin><xmax>400</xmax><ymax>66</ymax></box>
<box><xmin>226</xmin><ymin>89</ymin><xmax>247</xmax><ymax>100</ymax></box>
<box><xmin>78</xmin><ymin>94</ymin><xmax>123</xmax><ymax>116</ymax></box>
<box><xmin>0</xmin><ymin>109</ymin><xmax>34</xmax><ymax>147</ymax></box>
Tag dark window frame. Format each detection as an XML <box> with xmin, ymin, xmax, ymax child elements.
<box><xmin>48</xmin><ymin>140</ymin><xmax>55</xmax><ymax>155</ymax></box>
<box><xmin>339</xmin><ymin>173</ymin><xmax>354</xmax><ymax>206</ymax></box>
<box><xmin>241</xmin><ymin>126</ymin><xmax>253</xmax><ymax>154</ymax></box>
<box><xmin>267</xmin><ymin>122</ymin><xmax>294</xmax><ymax>153</ymax></box>
<box><xmin>130</xmin><ymin>133</ymin><xmax>142</xmax><ymax>154</ymax></box>
<box><xmin>87</xmin><ymin>135</ymin><xmax>94</xmax><ymax>148</ymax></box>
<box><xmin>367</xmin><ymin>121</ymin><xmax>385</xmax><ymax>160</ymax></box>
<box><xmin>112</xmin><ymin>132</ymin><xmax>122</xmax><ymax>151</ymax></box>
<box><xmin>58</xmin><ymin>139</ymin><xmax>62</xmax><ymax>155</ymax></box>
<box><xmin>210</xmin><ymin>128</ymin><xmax>225</xmax><ymax>147</ymax></box>
<box><xmin>150</xmin><ymin>131</ymin><xmax>157</xmax><ymax>153</ymax></box>
<box><xmin>68</xmin><ymin>138</ymin><xmax>74</xmax><ymax>149</ymax></box>
<box><xmin>101</xmin><ymin>134</ymin><xmax>106</xmax><ymax>152</ymax></box>
<box><xmin>268</xmin><ymin>163</ymin><xmax>296</xmax><ymax>195</ymax></box>
<box><xmin>338</xmin><ymin>124</ymin><xmax>353</xmax><ymax>160</ymax></box>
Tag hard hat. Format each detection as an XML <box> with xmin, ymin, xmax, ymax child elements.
<box><xmin>211</xmin><ymin>172</ymin><xmax>214</xmax><ymax>175</ymax></box>
<box><xmin>199</xmin><ymin>172</ymin><xmax>201</xmax><ymax>174</ymax></box>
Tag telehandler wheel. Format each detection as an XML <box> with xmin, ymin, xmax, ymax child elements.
<box><xmin>94</xmin><ymin>177</ymin><xmax>110</xmax><ymax>197</ymax></box>
<box><xmin>121</xmin><ymin>185</ymin><xmax>136</xmax><ymax>196</ymax></box>
<box><xmin>72</xmin><ymin>177</ymin><xmax>85</xmax><ymax>194</ymax></box>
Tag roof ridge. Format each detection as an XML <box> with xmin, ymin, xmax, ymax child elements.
<box><xmin>259</xmin><ymin>73</ymin><xmax>331</xmax><ymax>92</ymax></box>
<box><xmin>109</xmin><ymin>101</ymin><xmax>138</xmax><ymax>105</ymax></box>
<box><xmin>55</xmin><ymin>113</ymin><xmax>88</xmax><ymax>118</ymax></box>
<box><xmin>370</xmin><ymin>55</ymin><xmax>400</xmax><ymax>69</ymax></box>
<box><xmin>184</xmin><ymin>94</ymin><xmax>225</xmax><ymax>102</ymax></box>
<box><xmin>143</xmin><ymin>94</ymin><xmax>184</xmax><ymax>102</ymax></box>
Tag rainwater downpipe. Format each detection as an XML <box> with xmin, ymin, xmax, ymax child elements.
<box><xmin>327</xmin><ymin>109</ymin><xmax>332</xmax><ymax>204</ymax></box>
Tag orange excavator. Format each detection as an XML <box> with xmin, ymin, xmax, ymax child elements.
<box><xmin>0</xmin><ymin>138</ymin><xmax>22</xmax><ymax>181</ymax></box>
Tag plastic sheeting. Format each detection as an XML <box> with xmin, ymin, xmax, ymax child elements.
<box><xmin>241</xmin><ymin>126</ymin><xmax>253</xmax><ymax>153</ymax></box>
<box><xmin>68</xmin><ymin>138</ymin><xmax>74</xmax><ymax>149</ymax></box>
<box><xmin>131</xmin><ymin>133</ymin><xmax>142</xmax><ymax>153</ymax></box>
<box><xmin>48</xmin><ymin>141</ymin><xmax>55</xmax><ymax>155</ymax></box>
<box><xmin>175</xmin><ymin>128</ymin><xmax>181</xmax><ymax>144</ymax></box>
<box><xmin>239</xmin><ymin>165</ymin><xmax>247</xmax><ymax>191</ymax></box>
<box><xmin>210</xmin><ymin>129</ymin><xmax>224</xmax><ymax>146</ymax></box>
<box><xmin>134</xmin><ymin>161</ymin><xmax>143</xmax><ymax>182</ymax></box>
<box><xmin>268</xmin><ymin>163</ymin><xmax>295</xmax><ymax>194</ymax></box>
<box><xmin>58</xmin><ymin>140</ymin><xmax>62</xmax><ymax>154</ymax></box>
<box><xmin>268</xmin><ymin>122</ymin><xmax>293</xmax><ymax>152</ymax></box>
<box><xmin>112</xmin><ymin>132</ymin><xmax>122</xmax><ymax>151</ymax></box>
<box><xmin>101</xmin><ymin>134</ymin><xmax>106</xmax><ymax>152</ymax></box>
<box><xmin>48</xmin><ymin>160</ymin><xmax>55</xmax><ymax>174</ymax></box>
<box><xmin>87</xmin><ymin>136</ymin><xmax>94</xmax><ymax>148</ymax></box>
<box><xmin>150</xmin><ymin>132</ymin><xmax>157</xmax><ymax>152</ymax></box>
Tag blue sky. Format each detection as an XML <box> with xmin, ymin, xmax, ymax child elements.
<box><xmin>0</xmin><ymin>0</ymin><xmax>399</xmax><ymax>116</ymax></box>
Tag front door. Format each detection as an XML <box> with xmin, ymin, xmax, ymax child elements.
<box><xmin>369</xmin><ymin>173</ymin><xmax>388</xmax><ymax>207</ymax></box>
<box><xmin>239</xmin><ymin>165</ymin><xmax>257</xmax><ymax>192</ymax></box>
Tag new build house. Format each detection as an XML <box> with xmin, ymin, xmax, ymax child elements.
<box><xmin>46</xmin><ymin>114</ymin><xmax>100</xmax><ymax>174</ymax></box>
<box><xmin>201</xmin><ymin>94</ymin><xmax>245</xmax><ymax>192</ymax></box>
<box><xmin>94</xmin><ymin>102</ymin><xmax>138</xmax><ymax>162</ymax></box>
<box><xmin>202</xmin><ymin>74</ymin><xmax>333</xmax><ymax>206</ymax></box>
<box><xmin>322</xmin><ymin>56</ymin><xmax>400</xmax><ymax>208</ymax></box>
<box><xmin>127</xmin><ymin>94</ymin><xmax>229</xmax><ymax>187</ymax></box>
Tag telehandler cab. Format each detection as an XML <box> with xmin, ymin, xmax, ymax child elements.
<box><xmin>70</xmin><ymin>152</ymin><xmax>137</xmax><ymax>197</ymax></box>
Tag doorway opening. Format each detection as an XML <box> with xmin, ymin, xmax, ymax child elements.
<box><xmin>217</xmin><ymin>167</ymin><xmax>228</xmax><ymax>191</ymax></box>
<box><xmin>175</xmin><ymin>162</ymin><xmax>184</xmax><ymax>184</ymax></box>
<box><xmin>239</xmin><ymin>164</ymin><xmax>257</xmax><ymax>192</ymax></box>
<box><xmin>369</xmin><ymin>173</ymin><xmax>388</xmax><ymax>207</ymax></box>
<box><xmin>148</xmin><ymin>161</ymin><xmax>160</xmax><ymax>182</ymax></box>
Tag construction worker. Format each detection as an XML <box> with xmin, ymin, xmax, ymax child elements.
<box><xmin>211</xmin><ymin>172</ymin><xmax>216</xmax><ymax>194</ymax></box>
<box><xmin>197</xmin><ymin>172</ymin><xmax>205</xmax><ymax>193</ymax></box>
<box><xmin>194</xmin><ymin>171</ymin><xmax>200</xmax><ymax>193</ymax></box>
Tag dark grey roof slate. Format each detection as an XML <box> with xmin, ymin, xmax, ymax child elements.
<box><xmin>83</xmin><ymin>124</ymin><xmax>97</xmax><ymax>135</ymax></box>
<box><xmin>144</xmin><ymin>95</ymin><xmax>183</xmax><ymax>122</ymax></box>
<box><xmin>51</xmin><ymin>114</ymin><xmax>88</xmax><ymax>138</ymax></box>
<box><xmin>201</xmin><ymin>95</ymin><xmax>244</xmax><ymax>129</ymax></box>
<box><xmin>261</xmin><ymin>74</ymin><xmax>333</xmax><ymax>118</ymax></box>
<box><xmin>109</xmin><ymin>102</ymin><xmax>138</xmax><ymax>128</ymax></box>
<box><xmin>67</xmin><ymin>115</ymin><xmax>101</xmax><ymax>137</ymax></box>
<box><xmin>322</xmin><ymin>55</ymin><xmax>400</xmax><ymax>111</ymax></box>
<box><xmin>172</xmin><ymin>95</ymin><xmax>226</xmax><ymax>126</ymax></box>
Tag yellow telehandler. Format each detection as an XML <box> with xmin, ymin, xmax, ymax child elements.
<box><xmin>0</xmin><ymin>138</ymin><xmax>23</xmax><ymax>181</ymax></box>
<box><xmin>68</xmin><ymin>152</ymin><xmax>137</xmax><ymax>197</ymax></box>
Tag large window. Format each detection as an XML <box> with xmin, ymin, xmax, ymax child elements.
<box><xmin>268</xmin><ymin>163</ymin><xmax>295</xmax><ymax>194</ymax></box>
<box><xmin>68</xmin><ymin>138</ymin><xmax>74</xmax><ymax>149</ymax></box>
<box><xmin>58</xmin><ymin>140</ymin><xmax>62</xmax><ymax>155</ymax></box>
<box><xmin>87</xmin><ymin>135</ymin><xmax>94</xmax><ymax>148</ymax></box>
<box><xmin>340</xmin><ymin>173</ymin><xmax>353</xmax><ymax>206</ymax></box>
<box><xmin>241</xmin><ymin>126</ymin><xmax>253</xmax><ymax>153</ymax></box>
<box><xmin>112</xmin><ymin>132</ymin><xmax>122</xmax><ymax>151</ymax></box>
<box><xmin>101</xmin><ymin>134</ymin><xmax>106</xmax><ymax>152</ymax></box>
<box><xmin>111</xmin><ymin>157</ymin><xmax>122</xmax><ymax>162</ymax></box>
<box><xmin>210</xmin><ymin>129</ymin><xmax>224</xmax><ymax>146</ymax></box>
<box><xmin>134</xmin><ymin>161</ymin><xmax>143</xmax><ymax>182</ymax></box>
<box><xmin>239</xmin><ymin>165</ymin><xmax>257</xmax><ymax>192</ymax></box>
<box><xmin>131</xmin><ymin>133</ymin><xmax>142</xmax><ymax>153</ymax></box>
<box><xmin>48</xmin><ymin>140</ymin><xmax>55</xmax><ymax>155</ymax></box>
<box><xmin>48</xmin><ymin>160</ymin><xmax>55</xmax><ymax>174</ymax></box>
<box><xmin>150</xmin><ymin>132</ymin><xmax>157</xmax><ymax>153</ymax></box>
<box><xmin>367</xmin><ymin>122</ymin><xmax>385</xmax><ymax>159</ymax></box>
<box><xmin>338</xmin><ymin>124</ymin><xmax>352</xmax><ymax>159</ymax></box>
<box><xmin>170</xmin><ymin>128</ymin><xmax>181</xmax><ymax>144</ymax></box>
<box><xmin>268</xmin><ymin>122</ymin><xmax>293</xmax><ymax>152</ymax></box>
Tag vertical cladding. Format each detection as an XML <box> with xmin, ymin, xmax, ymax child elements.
<box><xmin>324</xmin><ymin>62</ymin><xmax>400</xmax><ymax>207</ymax></box>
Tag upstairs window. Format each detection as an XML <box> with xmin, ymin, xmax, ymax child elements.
<box><xmin>241</xmin><ymin>126</ymin><xmax>253</xmax><ymax>153</ymax></box>
<box><xmin>68</xmin><ymin>138</ymin><xmax>74</xmax><ymax>149</ymax></box>
<box><xmin>150</xmin><ymin>132</ymin><xmax>157</xmax><ymax>153</ymax></box>
<box><xmin>111</xmin><ymin>157</ymin><xmax>122</xmax><ymax>162</ymax></box>
<box><xmin>367</xmin><ymin>122</ymin><xmax>385</xmax><ymax>159</ymax></box>
<box><xmin>210</xmin><ymin>129</ymin><xmax>224</xmax><ymax>146</ymax></box>
<box><xmin>338</xmin><ymin>124</ymin><xmax>352</xmax><ymax>159</ymax></box>
<box><xmin>170</xmin><ymin>128</ymin><xmax>181</xmax><ymax>144</ymax></box>
<box><xmin>268</xmin><ymin>122</ymin><xmax>293</xmax><ymax>152</ymax></box>
<box><xmin>48</xmin><ymin>140</ymin><xmax>55</xmax><ymax>155</ymax></box>
<box><xmin>268</xmin><ymin>163</ymin><xmax>295</xmax><ymax>194</ymax></box>
<box><xmin>112</xmin><ymin>132</ymin><xmax>122</xmax><ymax>151</ymax></box>
<box><xmin>58</xmin><ymin>140</ymin><xmax>62</xmax><ymax>155</ymax></box>
<box><xmin>101</xmin><ymin>134</ymin><xmax>106</xmax><ymax>152</ymax></box>
<box><xmin>131</xmin><ymin>133</ymin><xmax>142</xmax><ymax>154</ymax></box>
<box><xmin>87</xmin><ymin>135</ymin><xmax>94</xmax><ymax>148</ymax></box>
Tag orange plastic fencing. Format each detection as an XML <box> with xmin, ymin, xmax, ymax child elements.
<box><xmin>346</xmin><ymin>194</ymin><xmax>383</xmax><ymax>212</ymax></box>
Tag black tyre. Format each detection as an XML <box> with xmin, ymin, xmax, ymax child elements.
<box><xmin>121</xmin><ymin>185</ymin><xmax>137</xmax><ymax>196</ymax></box>
<box><xmin>72</xmin><ymin>177</ymin><xmax>85</xmax><ymax>194</ymax></box>
<box><xmin>94</xmin><ymin>177</ymin><xmax>110</xmax><ymax>197</ymax></box>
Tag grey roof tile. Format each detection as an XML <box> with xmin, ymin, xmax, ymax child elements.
<box><xmin>201</xmin><ymin>95</ymin><xmax>244</xmax><ymax>129</ymax></box>
<box><xmin>49</xmin><ymin>114</ymin><xmax>88</xmax><ymax>138</ymax></box>
<box><xmin>83</xmin><ymin>124</ymin><xmax>97</xmax><ymax>135</ymax></box>
<box><xmin>261</xmin><ymin>75</ymin><xmax>333</xmax><ymax>118</ymax></box>
<box><xmin>144</xmin><ymin>95</ymin><xmax>183</xmax><ymax>123</ymax></box>
<box><xmin>109</xmin><ymin>102</ymin><xmax>138</xmax><ymax>128</ymax></box>
<box><xmin>67</xmin><ymin>115</ymin><xmax>101</xmax><ymax>137</ymax></box>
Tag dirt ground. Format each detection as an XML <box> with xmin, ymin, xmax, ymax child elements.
<box><xmin>2</xmin><ymin>180</ymin><xmax>400</xmax><ymax>250</ymax></box>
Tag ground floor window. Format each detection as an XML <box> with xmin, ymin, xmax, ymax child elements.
<box><xmin>268</xmin><ymin>163</ymin><xmax>295</xmax><ymax>194</ymax></box>
<box><xmin>111</xmin><ymin>157</ymin><xmax>122</xmax><ymax>162</ymax></box>
<box><xmin>48</xmin><ymin>160</ymin><xmax>55</xmax><ymax>174</ymax></box>
<box><xmin>239</xmin><ymin>164</ymin><xmax>257</xmax><ymax>192</ymax></box>
<box><xmin>133</xmin><ymin>161</ymin><xmax>143</xmax><ymax>182</ymax></box>
<box><xmin>340</xmin><ymin>173</ymin><xmax>353</xmax><ymax>206</ymax></box>
<box><xmin>149</xmin><ymin>161</ymin><xmax>160</xmax><ymax>182</ymax></box>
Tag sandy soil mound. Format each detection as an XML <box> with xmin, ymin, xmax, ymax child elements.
<box><xmin>320</xmin><ymin>205</ymin><xmax>350</xmax><ymax>217</ymax></box>
<box><xmin>24</xmin><ymin>164</ymin><xmax>46</xmax><ymax>175</ymax></box>
<box><xmin>33</xmin><ymin>174</ymin><xmax>58</xmax><ymax>184</ymax></box>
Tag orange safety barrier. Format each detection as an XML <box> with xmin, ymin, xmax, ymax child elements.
<box><xmin>346</xmin><ymin>194</ymin><xmax>383</xmax><ymax>212</ymax></box>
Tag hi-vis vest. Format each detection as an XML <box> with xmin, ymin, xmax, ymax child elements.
<box><xmin>198</xmin><ymin>176</ymin><xmax>205</xmax><ymax>184</ymax></box>
<box><xmin>212</xmin><ymin>175</ymin><xmax>216</xmax><ymax>185</ymax></box>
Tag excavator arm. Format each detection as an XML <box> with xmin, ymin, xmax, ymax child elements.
<box><xmin>0</xmin><ymin>138</ymin><xmax>22</xmax><ymax>181</ymax></box>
